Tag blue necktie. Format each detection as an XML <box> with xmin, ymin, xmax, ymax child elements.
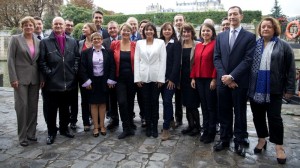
<box><xmin>131</xmin><ymin>34</ymin><xmax>136</xmax><ymax>41</ymax></box>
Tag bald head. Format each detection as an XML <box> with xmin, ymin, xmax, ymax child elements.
<box><xmin>52</xmin><ymin>17</ymin><xmax>65</xmax><ymax>35</ymax></box>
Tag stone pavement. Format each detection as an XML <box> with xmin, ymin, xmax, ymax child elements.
<box><xmin>0</xmin><ymin>87</ymin><xmax>300</xmax><ymax>168</ymax></box>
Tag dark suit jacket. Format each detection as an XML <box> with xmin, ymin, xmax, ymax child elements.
<box><xmin>79</xmin><ymin>47</ymin><xmax>115</xmax><ymax>91</ymax></box>
<box><xmin>102</xmin><ymin>36</ymin><xmax>122</xmax><ymax>50</ymax></box>
<box><xmin>165</xmin><ymin>40</ymin><xmax>182</xmax><ymax>85</ymax></box>
<box><xmin>213</xmin><ymin>28</ymin><xmax>256</xmax><ymax>88</ymax></box>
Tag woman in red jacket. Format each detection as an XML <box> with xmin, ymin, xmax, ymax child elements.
<box><xmin>110</xmin><ymin>23</ymin><xmax>136</xmax><ymax>139</ymax></box>
<box><xmin>191</xmin><ymin>23</ymin><xmax>217</xmax><ymax>144</ymax></box>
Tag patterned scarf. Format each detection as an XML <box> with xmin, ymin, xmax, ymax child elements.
<box><xmin>250</xmin><ymin>37</ymin><xmax>277</xmax><ymax>103</ymax></box>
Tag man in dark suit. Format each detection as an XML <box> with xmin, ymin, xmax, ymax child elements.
<box><xmin>213</xmin><ymin>6</ymin><xmax>256</xmax><ymax>157</ymax></box>
<box><xmin>126</xmin><ymin>17</ymin><xmax>142</xmax><ymax>41</ymax></box>
<box><xmin>80</xmin><ymin>10</ymin><xmax>109</xmax><ymax>40</ymax></box>
<box><xmin>102</xmin><ymin>21</ymin><xmax>121</xmax><ymax>130</ymax></box>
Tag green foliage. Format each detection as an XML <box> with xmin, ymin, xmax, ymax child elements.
<box><xmin>103</xmin><ymin>11</ymin><xmax>262</xmax><ymax>26</ymax></box>
<box><xmin>43</xmin><ymin>14</ymin><xmax>55</xmax><ymax>30</ymax></box>
<box><xmin>10</xmin><ymin>27</ymin><xmax>22</xmax><ymax>35</ymax></box>
<box><xmin>270</xmin><ymin>0</ymin><xmax>284</xmax><ymax>18</ymax></box>
<box><xmin>73</xmin><ymin>23</ymin><xmax>84</xmax><ymax>40</ymax></box>
<box><xmin>60</xmin><ymin>4</ymin><xmax>93</xmax><ymax>26</ymax></box>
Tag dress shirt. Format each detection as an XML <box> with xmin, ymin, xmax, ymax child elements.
<box><xmin>229</xmin><ymin>25</ymin><xmax>242</xmax><ymax>44</ymax></box>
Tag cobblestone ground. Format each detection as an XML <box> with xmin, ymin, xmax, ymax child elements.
<box><xmin>0</xmin><ymin>87</ymin><xmax>300</xmax><ymax>168</ymax></box>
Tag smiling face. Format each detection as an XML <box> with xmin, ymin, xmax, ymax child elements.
<box><xmin>228</xmin><ymin>7</ymin><xmax>243</xmax><ymax>28</ymax></box>
<box><xmin>127</xmin><ymin>18</ymin><xmax>138</xmax><ymax>34</ymax></box>
<box><xmin>92</xmin><ymin>34</ymin><xmax>103</xmax><ymax>49</ymax></box>
<box><xmin>162</xmin><ymin>24</ymin><xmax>174</xmax><ymax>41</ymax></box>
<box><xmin>107</xmin><ymin>22</ymin><xmax>119</xmax><ymax>38</ymax></box>
<box><xmin>93</xmin><ymin>13</ymin><xmax>103</xmax><ymax>28</ymax></box>
<box><xmin>34</xmin><ymin>19</ymin><xmax>43</xmax><ymax>34</ymax></box>
<box><xmin>52</xmin><ymin>17</ymin><xmax>65</xmax><ymax>35</ymax></box>
<box><xmin>65</xmin><ymin>20</ymin><xmax>74</xmax><ymax>34</ymax></box>
<box><xmin>82</xmin><ymin>24</ymin><xmax>92</xmax><ymax>36</ymax></box>
<box><xmin>174</xmin><ymin>15</ymin><xmax>185</xmax><ymax>31</ymax></box>
<box><xmin>221</xmin><ymin>19</ymin><xmax>230</xmax><ymax>31</ymax></box>
<box><xmin>200</xmin><ymin>25</ymin><xmax>213</xmax><ymax>42</ymax></box>
<box><xmin>260</xmin><ymin>20</ymin><xmax>275</xmax><ymax>40</ymax></box>
<box><xmin>120</xmin><ymin>25</ymin><xmax>132</xmax><ymax>40</ymax></box>
<box><xmin>22</xmin><ymin>21</ymin><xmax>35</xmax><ymax>35</ymax></box>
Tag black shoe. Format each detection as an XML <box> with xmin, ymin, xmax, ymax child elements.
<box><xmin>181</xmin><ymin>127</ymin><xmax>193</xmax><ymax>134</ymax></box>
<box><xmin>200</xmin><ymin>132</ymin><xmax>208</xmax><ymax>142</ymax></box>
<box><xmin>188</xmin><ymin>128</ymin><xmax>200</xmax><ymax>136</ymax></box>
<box><xmin>46</xmin><ymin>135</ymin><xmax>55</xmax><ymax>145</ymax></box>
<box><xmin>254</xmin><ymin>141</ymin><xmax>267</xmax><ymax>154</ymax></box>
<box><xmin>130</xmin><ymin>121</ymin><xmax>137</xmax><ymax>130</ymax></box>
<box><xmin>60</xmin><ymin>131</ymin><xmax>75</xmax><ymax>138</ymax></box>
<box><xmin>243</xmin><ymin>138</ymin><xmax>250</xmax><ymax>147</ymax></box>
<box><xmin>70</xmin><ymin>123</ymin><xmax>77</xmax><ymax>130</ymax></box>
<box><xmin>213</xmin><ymin>141</ymin><xmax>229</xmax><ymax>151</ymax></box>
<box><xmin>277</xmin><ymin>157</ymin><xmax>286</xmax><ymax>164</ymax></box>
<box><xmin>107</xmin><ymin>120</ymin><xmax>119</xmax><ymax>130</ymax></box>
<box><xmin>146</xmin><ymin>127</ymin><xmax>151</xmax><ymax>137</ymax></box>
<box><xmin>27</xmin><ymin>137</ymin><xmax>37</xmax><ymax>141</ymax></box>
<box><xmin>234</xmin><ymin>143</ymin><xmax>246</xmax><ymax>157</ymax></box>
<box><xmin>203</xmin><ymin>135</ymin><xmax>215</xmax><ymax>144</ymax></box>
<box><xmin>20</xmin><ymin>141</ymin><xmax>29</xmax><ymax>147</ymax></box>
<box><xmin>152</xmin><ymin>129</ymin><xmax>158</xmax><ymax>138</ymax></box>
<box><xmin>118</xmin><ymin>130</ymin><xmax>135</xmax><ymax>139</ymax></box>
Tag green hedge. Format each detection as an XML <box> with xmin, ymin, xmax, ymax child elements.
<box><xmin>103</xmin><ymin>11</ymin><xmax>262</xmax><ymax>26</ymax></box>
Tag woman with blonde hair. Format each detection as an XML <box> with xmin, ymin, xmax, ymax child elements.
<box><xmin>8</xmin><ymin>16</ymin><xmax>41</xmax><ymax>146</ymax></box>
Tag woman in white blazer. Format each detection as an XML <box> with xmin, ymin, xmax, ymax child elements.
<box><xmin>7</xmin><ymin>16</ymin><xmax>41</xmax><ymax>147</ymax></box>
<box><xmin>134</xmin><ymin>22</ymin><xmax>167</xmax><ymax>138</ymax></box>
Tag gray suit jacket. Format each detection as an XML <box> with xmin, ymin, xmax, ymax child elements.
<box><xmin>7</xmin><ymin>34</ymin><xmax>40</xmax><ymax>85</ymax></box>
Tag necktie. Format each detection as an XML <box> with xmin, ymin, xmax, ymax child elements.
<box><xmin>229</xmin><ymin>30</ymin><xmax>236</xmax><ymax>51</ymax></box>
<box><xmin>131</xmin><ymin>34</ymin><xmax>135</xmax><ymax>41</ymax></box>
<box><xmin>37</xmin><ymin>35</ymin><xmax>41</xmax><ymax>40</ymax></box>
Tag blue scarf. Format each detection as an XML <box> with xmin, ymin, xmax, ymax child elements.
<box><xmin>250</xmin><ymin>37</ymin><xmax>278</xmax><ymax>103</ymax></box>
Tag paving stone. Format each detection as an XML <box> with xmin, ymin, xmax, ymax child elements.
<box><xmin>90</xmin><ymin>159</ymin><xmax>117</xmax><ymax>168</ymax></box>
<box><xmin>71</xmin><ymin>160</ymin><xmax>92</xmax><ymax>168</ymax></box>
<box><xmin>60</xmin><ymin>149</ymin><xmax>85</xmax><ymax>160</ymax></box>
<box><xmin>106</xmin><ymin>152</ymin><xmax>126</xmax><ymax>162</ymax></box>
<box><xmin>92</xmin><ymin>145</ymin><xmax>112</xmax><ymax>155</ymax></box>
<box><xmin>145</xmin><ymin>161</ymin><xmax>164</xmax><ymax>168</ymax></box>
<box><xmin>47</xmin><ymin>159</ymin><xmax>72</xmax><ymax>168</ymax></box>
<box><xmin>149</xmin><ymin>153</ymin><xmax>169</xmax><ymax>162</ymax></box>
<box><xmin>0</xmin><ymin>153</ymin><xmax>11</xmax><ymax>161</ymax></box>
<box><xmin>128</xmin><ymin>152</ymin><xmax>149</xmax><ymax>163</ymax></box>
<box><xmin>18</xmin><ymin>148</ymin><xmax>43</xmax><ymax>159</ymax></box>
<box><xmin>138</xmin><ymin>144</ymin><xmax>157</xmax><ymax>154</ymax></box>
<box><xmin>81</xmin><ymin>152</ymin><xmax>102</xmax><ymax>161</ymax></box>
<box><xmin>118</xmin><ymin>160</ymin><xmax>142</xmax><ymax>168</ymax></box>
<box><xmin>156</xmin><ymin>146</ymin><xmax>174</xmax><ymax>154</ymax></box>
<box><xmin>75</xmin><ymin>143</ymin><xmax>97</xmax><ymax>152</ymax></box>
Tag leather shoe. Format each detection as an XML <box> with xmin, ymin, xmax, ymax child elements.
<box><xmin>60</xmin><ymin>131</ymin><xmax>74</xmax><ymax>138</ymax></box>
<box><xmin>20</xmin><ymin>141</ymin><xmax>29</xmax><ymax>147</ymax></box>
<box><xmin>235</xmin><ymin>143</ymin><xmax>246</xmax><ymax>157</ymax></box>
<box><xmin>243</xmin><ymin>138</ymin><xmax>250</xmax><ymax>147</ymax></box>
<box><xmin>27</xmin><ymin>137</ymin><xmax>37</xmax><ymax>141</ymax></box>
<box><xmin>118</xmin><ymin>130</ymin><xmax>135</xmax><ymax>139</ymax></box>
<box><xmin>46</xmin><ymin>135</ymin><xmax>55</xmax><ymax>145</ymax></box>
<box><xmin>214</xmin><ymin>141</ymin><xmax>229</xmax><ymax>151</ymax></box>
<box><xmin>70</xmin><ymin>123</ymin><xmax>77</xmax><ymax>130</ymax></box>
<box><xmin>107</xmin><ymin>120</ymin><xmax>119</xmax><ymax>130</ymax></box>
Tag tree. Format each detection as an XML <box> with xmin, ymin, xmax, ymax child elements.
<box><xmin>70</xmin><ymin>0</ymin><xmax>94</xmax><ymax>9</ymax></box>
<box><xmin>60</xmin><ymin>4</ymin><xmax>93</xmax><ymax>26</ymax></box>
<box><xmin>270</xmin><ymin>0</ymin><xmax>283</xmax><ymax>18</ymax></box>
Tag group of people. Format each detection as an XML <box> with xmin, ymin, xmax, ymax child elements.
<box><xmin>7</xmin><ymin>6</ymin><xmax>295</xmax><ymax>164</ymax></box>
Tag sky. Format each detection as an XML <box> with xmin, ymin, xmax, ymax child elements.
<box><xmin>94</xmin><ymin>0</ymin><xmax>299</xmax><ymax>17</ymax></box>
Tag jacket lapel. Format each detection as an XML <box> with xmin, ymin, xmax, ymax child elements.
<box><xmin>230</xmin><ymin>28</ymin><xmax>244</xmax><ymax>53</ymax></box>
<box><xmin>20</xmin><ymin>34</ymin><xmax>32</xmax><ymax>61</ymax></box>
<box><xmin>32</xmin><ymin>37</ymin><xmax>39</xmax><ymax>61</ymax></box>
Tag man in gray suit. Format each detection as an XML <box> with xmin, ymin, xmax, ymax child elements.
<box><xmin>39</xmin><ymin>17</ymin><xmax>80</xmax><ymax>145</ymax></box>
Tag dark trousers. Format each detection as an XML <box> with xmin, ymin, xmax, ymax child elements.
<box><xmin>116</xmin><ymin>81</ymin><xmax>135</xmax><ymax>129</ymax></box>
<box><xmin>79</xmin><ymin>86</ymin><xmax>90</xmax><ymax>126</ymax></box>
<box><xmin>141</xmin><ymin>82</ymin><xmax>160</xmax><ymax>126</ymax></box>
<box><xmin>175</xmin><ymin>87</ymin><xmax>183</xmax><ymax>122</ymax></box>
<box><xmin>195</xmin><ymin>78</ymin><xmax>217</xmax><ymax>135</ymax></box>
<box><xmin>217</xmin><ymin>85</ymin><xmax>248</xmax><ymax>143</ymax></box>
<box><xmin>45</xmin><ymin>90</ymin><xmax>73</xmax><ymax>136</ymax></box>
<box><xmin>250</xmin><ymin>94</ymin><xmax>284</xmax><ymax>145</ymax></box>
<box><xmin>107</xmin><ymin>87</ymin><xmax>119</xmax><ymax>122</ymax></box>
<box><xmin>135</xmin><ymin>85</ymin><xmax>144</xmax><ymax>119</ymax></box>
<box><xmin>161</xmin><ymin>84</ymin><xmax>176</xmax><ymax>129</ymax></box>
<box><xmin>69</xmin><ymin>86</ymin><xmax>78</xmax><ymax>124</ymax></box>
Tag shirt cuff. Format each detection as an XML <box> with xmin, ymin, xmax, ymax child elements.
<box><xmin>107</xmin><ymin>79</ymin><xmax>117</xmax><ymax>85</ymax></box>
<box><xmin>82</xmin><ymin>79</ymin><xmax>92</xmax><ymax>87</ymax></box>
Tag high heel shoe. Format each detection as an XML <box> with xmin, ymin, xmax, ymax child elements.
<box><xmin>276</xmin><ymin>149</ymin><xmax>286</xmax><ymax>164</ymax></box>
<box><xmin>100</xmin><ymin>127</ymin><xmax>106</xmax><ymax>136</ymax></box>
<box><xmin>93</xmin><ymin>128</ymin><xmax>99</xmax><ymax>137</ymax></box>
<box><xmin>254</xmin><ymin>141</ymin><xmax>267</xmax><ymax>153</ymax></box>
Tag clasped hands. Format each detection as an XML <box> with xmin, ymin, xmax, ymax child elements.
<box><xmin>221</xmin><ymin>75</ymin><xmax>238</xmax><ymax>89</ymax></box>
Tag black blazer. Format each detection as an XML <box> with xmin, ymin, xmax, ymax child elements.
<box><xmin>102</xmin><ymin>36</ymin><xmax>122</xmax><ymax>51</ymax></box>
<box><xmin>79</xmin><ymin>47</ymin><xmax>115</xmax><ymax>91</ymax></box>
<box><xmin>214</xmin><ymin>28</ymin><xmax>256</xmax><ymax>88</ymax></box>
<box><xmin>165</xmin><ymin>40</ymin><xmax>182</xmax><ymax>85</ymax></box>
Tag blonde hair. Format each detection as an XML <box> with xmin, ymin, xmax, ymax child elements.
<box><xmin>84</xmin><ymin>23</ymin><xmax>97</xmax><ymax>34</ymax></box>
<box><xmin>19</xmin><ymin>16</ymin><xmax>36</xmax><ymax>29</ymax></box>
<box><xmin>120</xmin><ymin>23</ymin><xmax>132</xmax><ymax>32</ymax></box>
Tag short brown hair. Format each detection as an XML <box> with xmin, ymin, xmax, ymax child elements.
<box><xmin>257</xmin><ymin>17</ymin><xmax>281</xmax><ymax>37</ymax></box>
<box><xmin>19</xmin><ymin>16</ymin><xmax>36</xmax><ymax>28</ymax></box>
<box><xmin>228</xmin><ymin>6</ymin><xmax>243</xmax><ymax>14</ymax></box>
<box><xmin>92</xmin><ymin>10</ymin><xmax>103</xmax><ymax>18</ymax></box>
<box><xmin>91</xmin><ymin>32</ymin><xmax>102</xmax><ymax>40</ymax></box>
<box><xmin>180</xmin><ymin>23</ymin><xmax>197</xmax><ymax>40</ymax></box>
